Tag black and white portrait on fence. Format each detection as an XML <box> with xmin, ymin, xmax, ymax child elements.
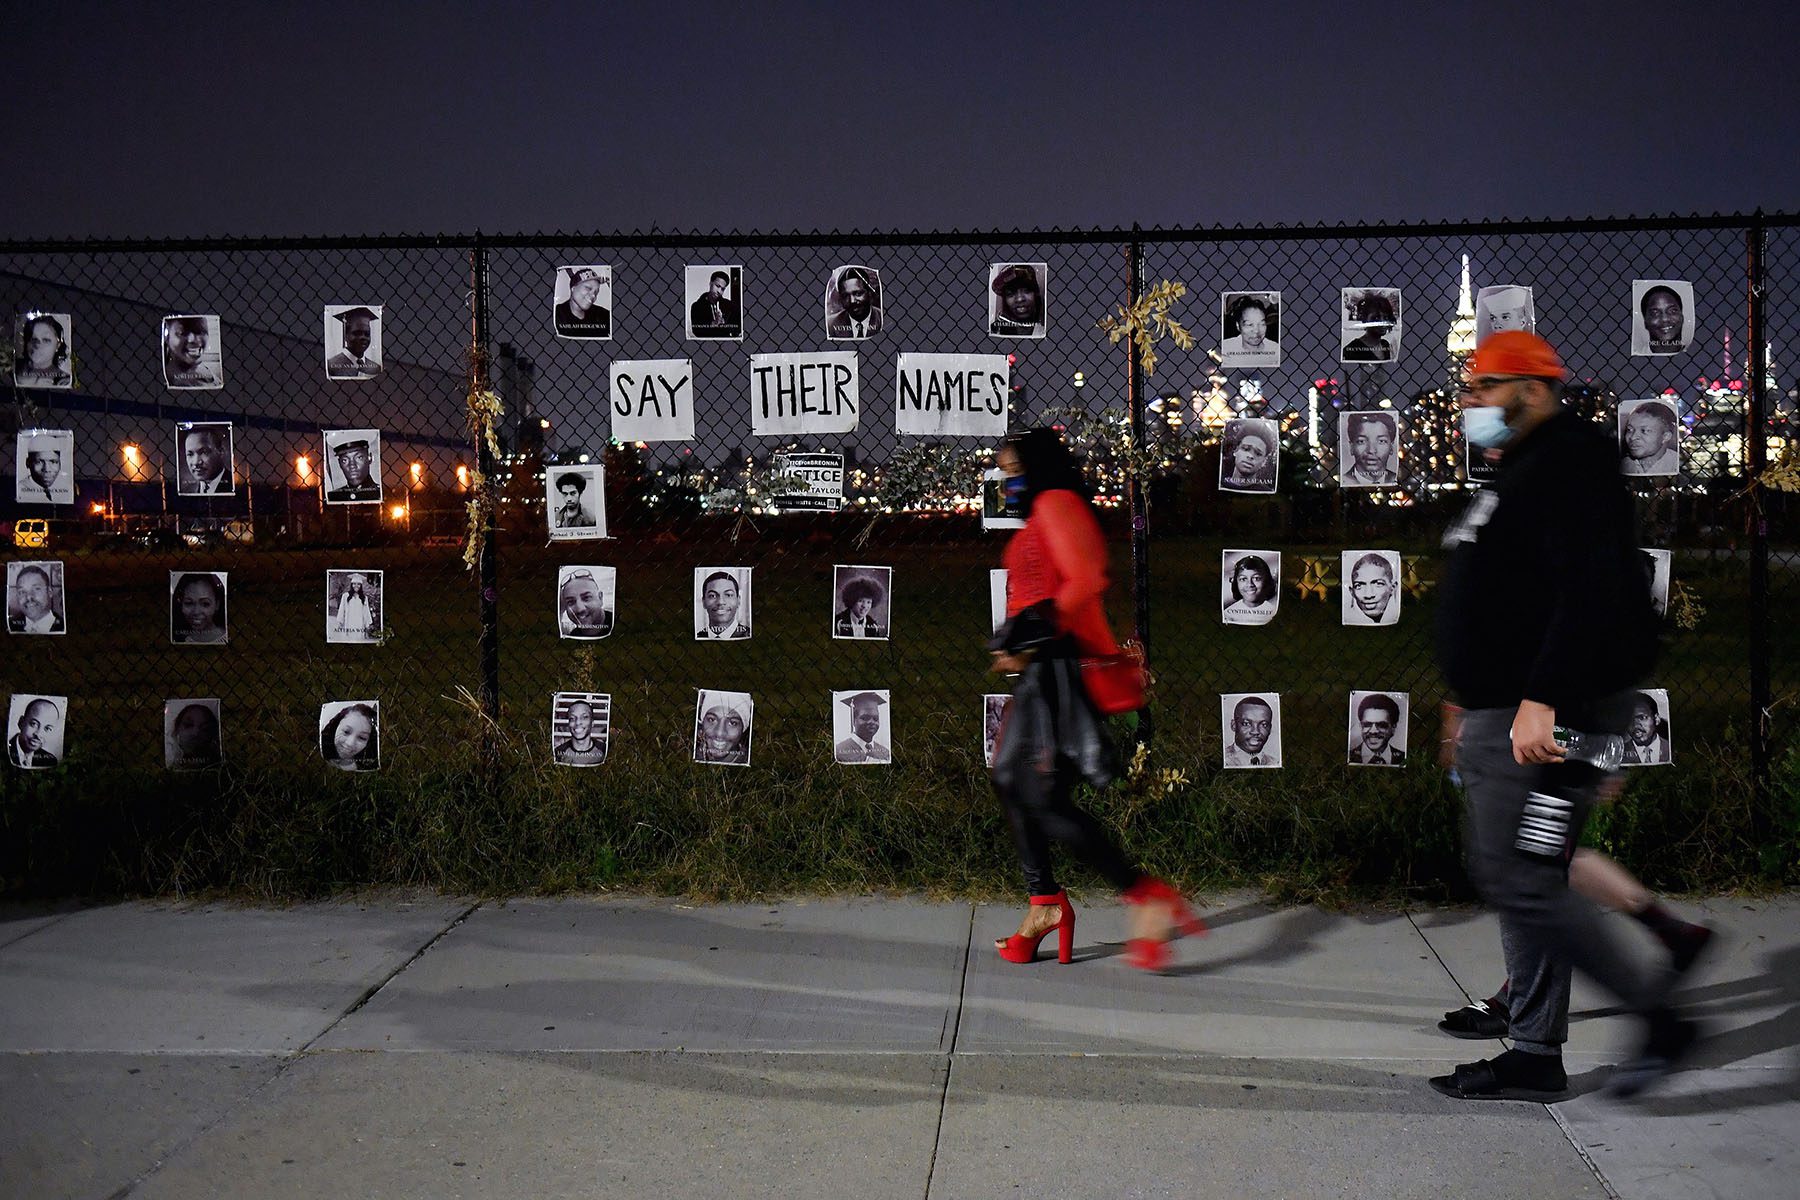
<box><xmin>1640</xmin><ymin>548</ymin><xmax>1672</xmax><ymax>618</ymax></box>
<box><xmin>323</xmin><ymin>429</ymin><xmax>383</xmax><ymax>504</ymax></box>
<box><xmin>323</xmin><ymin>305</ymin><xmax>383</xmax><ymax>379</ymax></box>
<box><xmin>826</xmin><ymin>265</ymin><xmax>882</xmax><ymax>341</ymax></box>
<box><xmin>1221</xmin><ymin>550</ymin><xmax>1280</xmax><ymax>626</ymax></box>
<box><xmin>988</xmin><ymin>263</ymin><xmax>1047</xmax><ymax>338</ymax></box>
<box><xmin>693</xmin><ymin>689</ymin><xmax>752</xmax><ymax>765</ymax></box>
<box><xmin>319</xmin><ymin>701</ymin><xmax>380</xmax><ymax>771</ymax></box>
<box><xmin>980</xmin><ymin>467</ymin><xmax>1026</xmax><ymax>530</ymax></box>
<box><xmin>989</xmin><ymin>569</ymin><xmax>1008</xmax><ymax>632</ymax></box>
<box><xmin>1631</xmin><ymin>280</ymin><xmax>1694</xmax><ymax>356</ymax></box>
<box><xmin>1339</xmin><ymin>411</ymin><xmax>1400</xmax><ymax>487</ymax></box>
<box><xmin>695</xmin><ymin>567</ymin><xmax>751</xmax><ymax>640</ymax></box>
<box><xmin>164</xmin><ymin>698</ymin><xmax>222</xmax><ymax>771</ymax></box>
<box><xmin>161</xmin><ymin>314</ymin><xmax>223</xmax><ymax>389</ymax></box>
<box><xmin>1342</xmin><ymin>550</ymin><xmax>1402</xmax><ymax>626</ymax></box>
<box><xmin>1340</xmin><ymin>288</ymin><xmax>1401</xmax><ymax>363</ymax></box>
<box><xmin>686</xmin><ymin>265</ymin><xmax>743</xmax><ymax>340</ymax></box>
<box><xmin>8</xmin><ymin>694</ymin><xmax>65</xmax><ymax>769</ymax></box>
<box><xmin>558</xmin><ymin>565</ymin><xmax>615</xmax><ymax>640</ymax></box>
<box><xmin>896</xmin><ymin>353</ymin><xmax>1008</xmax><ymax>439</ymax></box>
<box><xmin>547</xmin><ymin>464</ymin><xmax>607</xmax><ymax>540</ymax></box>
<box><xmin>1347</xmin><ymin>691</ymin><xmax>1409</xmax><ymax>766</ymax></box>
<box><xmin>7</xmin><ymin>560</ymin><xmax>65</xmax><ymax>635</ymax></box>
<box><xmin>326</xmin><ymin>569</ymin><xmax>383</xmax><ymax>644</ymax></box>
<box><xmin>833</xmin><ymin>690</ymin><xmax>892</xmax><ymax>764</ymax></box>
<box><xmin>553</xmin><ymin>265</ymin><xmax>613</xmax><ymax>340</ymax></box>
<box><xmin>609</xmin><ymin>359</ymin><xmax>694</xmax><ymax>443</ymax></box>
<box><xmin>983</xmin><ymin>694</ymin><xmax>1008</xmax><ymax>768</ymax></box>
<box><xmin>1474</xmin><ymin>285</ymin><xmax>1534</xmax><ymax>343</ymax></box>
<box><xmin>1623</xmin><ymin>689</ymin><xmax>1672</xmax><ymax>766</ymax></box>
<box><xmin>832</xmin><ymin>565</ymin><xmax>891</xmax><ymax>641</ymax></box>
<box><xmin>14</xmin><ymin>313</ymin><xmax>72</xmax><ymax>389</ymax></box>
<box><xmin>1221</xmin><ymin>693</ymin><xmax>1282</xmax><ymax>769</ymax></box>
<box><xmin>176</xmin><ymin>421</ymin><xmax>235</xmax><ymax>495</ymax></box>
<box><xmin>551</xmin><ymin>692</ymin><xmax>610</xmax><ymax>767</ymax></box>
<box><xmin>749</xmin><ymin>351</ymin><xmax>860</xmax><ymax>437</ymax></box>
<box><xmin>1461</xmin><ymin>413</ymin><xmax>1500</xmax><ymax>484</ymax></box>
<box><xmin>1618</xmin><ymin>398</ymin><xmax>1681</xmax><ymax>477</ymax></box>
<box><xmin>16</xmin><ymin>429</ymin><xmax>74</xmax><ymax>504</ymax></box>
<box><xmin>169</xmin><ymin>571</ymin><xmax>229</xmax><ymax>645</ymax></box>
<box><xmin>1219</xmin><ymin>418</ymin><xmax>1279</xmax><ymax>494</ymax></box>
<box><xmin>1220</xmin><ymin>291</ymin><xmax>1281</xmax><ymax>368</ymax></box>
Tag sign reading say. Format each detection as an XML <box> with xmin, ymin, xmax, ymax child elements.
<box><xmin>609</xmin><ymin>359</ymin><xmax>694</xmax><ymax>443</ymax></box>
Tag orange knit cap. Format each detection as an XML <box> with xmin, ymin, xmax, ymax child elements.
<box><xmin>1468</xmin><ymin>330</ymin><xmax>1567</xmax><ymax>380</ymax></box>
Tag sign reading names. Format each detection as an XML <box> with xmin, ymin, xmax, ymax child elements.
<box><xmin>895</xmin><ymin>353</ymin><xmax>1009</xmax><ymax>437</ymax></box>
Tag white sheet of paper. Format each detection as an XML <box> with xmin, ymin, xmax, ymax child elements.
<box><xmin>748</xmin><ymin>351</ymin><xmax>859</xmax><ymax>436</ymax></box>
<box><xmin>609</xmin><ymin>359</ymin><xmax>694</xmax><ymax>443</ymax></box>
<box><xmin>895</xmin><ymin>353</ymin><xmax>1009</xmax><ymax>438</ymax></box>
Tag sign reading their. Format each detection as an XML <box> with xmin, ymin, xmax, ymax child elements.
<box><xmin>609</xmin><ymin>359</ymin><xmax>694</xmax><ymax>443</ymax></box>
<box><xmin>771</xmin><ymin>452</ymin><xmax>845</xmax><ymax>512</ymax></box>
<box><xmin>749</xmin><ymin>351</ymin><xmax>859</xmax><ymax>436</ymax></box>
<box><xmin>895</xmin><ymin>353</ymin><xmax>1009</xmax><ymax>437</ymax></box>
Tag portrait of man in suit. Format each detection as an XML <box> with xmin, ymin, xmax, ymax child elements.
<box><xmin>833</xmin><ymin>691</ymin><xmax>892</xmax><ymax>764</ymax></box>
<box><xmin>177</xmin><ymin>423</ymin><xmax>234</xmax><ymax>496</ymax></box>
<box><xmin>831</xmin><ymin>565</ymin><xmax>891</xmax><ymax>640</ymax></box>
<box><xmin>1348</xmin><ymin>692</ymin><xmax>1407</xmax><ymax>766</ymax></box>
<box><xmin>825</xmin><ymin>265</ymin><xmax>881</xmax><ymax>341</ymax></box>
<box><xmin>7</xmin><ymin>562</ymin><xmax>65</xmax><ymax>635</ymax></box>
<box><xmin>324</xmin><ymin>305</ymin><xmax>383</xmax><ymax>379</ymax></box>
<box><xmin>687</xmin><ymin>266</ymin><xmax>742</xmax><ymax>340</ymax></box>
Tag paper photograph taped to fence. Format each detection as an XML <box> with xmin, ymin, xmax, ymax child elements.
<box><xmin>15</xmin><ymin>428</ymin><xmax>74</xmax><ymax>505</ymax></box>
<box><xmin>7</xmin><ymin>694</ymin><xmax>66</xmax><ymax>770</ymax></box>
<box><xmin>771</xmin><ymin>451</ymin><xmax>844</xmax><ymax>512</ymax></box>
<box><xmin>319</xmin><ymin>700</ymin><xmax>380</xmax><ymax>771</ymax></box>
<box><xmin>1221</xmin><ymin>550</ymin><xmax>1280</xmax><ymax>626</ymax></box>
<box><xmin>1640</xmin><ymin>548</ymin><xmax>1672</xmax><ymax>617</ymax></box>
<box><xmin>832</xmin><ymin>565</ymin><xmax>892</xmax><ymax>640</ymax></box>
<box><xmin>553</xmin><ymin>264</ymin><xmax>613</xmax><ymax>340</ymax></box>
<box><xmin>13</xmin><ymin>313</ymin><xmax>73</xmax><ymax>389</ymax></box>
<box><xmin>693</xmin><ymin>689</ymin><xmax>752</xmax><ymax>766</ymax></box>
<box><xmin>1220</xmin><ymin>292</ymin><xmax>1281</xmax><ymax>368</ymax></box>
<box><xmin>164</xmin><ymin>698</ymin><xmax>222</xmax><ymax>771</ymax></box>
<box><xmin>176</xmin><ymin>421</ymin><xmax>235</xmax><ymax>496</ymax></box>
<box><xmin>686</xmin><ymin>265</ymin><xmax>743</xmax><ymax>341</ymax></box>
<box><xmin>980</xmin><ymin>467</ymin><xmax>1026</xmax><ymax>530</ymax></box>
<box><xmin>983</xmin><ymin>694</ymin><xmax>1009</xmax><ymax>768</ymax></box>
<box><xmin>161</xmin><ymin>314</ymin><xmax>224</xmax><ymax>390</ymax></box>
<box><xmin>7</xmin><ymin>560</ymin><xmax>65</xmax><ymax>635</ymax></box>
<box><xmin>551</xmin><ymin>692</ymin><xmax>610</xmax><ymax>766</ymax></box>
<box><xmin>1461</xmin><ymin>413</ymin><xmax>1501</xmax><ymax>483</ymax></box>
<box><xmin>695</xmin><ymin>567</ymin><xmax>751</xmax><ymax>640</ymax></box>
<box><xmin>1340</xmin><ymin>288</ymin><xmax>1401</xmax><ymax>364</ymax></box>
<box><xmin>322</xmin><ymin>428</ymin><xmax>384</xmax><ymax>504</ymax></box>
<box><xmin>1623</xmin><ymin>688</ymin><xmax>1672</xmax><ymax>766</ymax></box>
<box><xmin>749</xmin><ymin>351</ymin><xmax>859</xmax><ymax>436</ymax></box>
<box><xmin>1618</xmin><ymin>398</ymin><xmax>1681</xmax><ymax>477</ymax></box>
<box><xmin>1632</xmin><ymin>280</ymin><xmax>1694</xmax><ymax>356</ymax></box>
<box><xmin>989</xmin><ymin>569</ymin><xmax>1009</xmax><ymax>632</ymax></box>
<box><xmin>1219</xmin><ymin>418</ymin><xmax>1279</xmax><ymax>494</ymax></box>
<box><xmin>826</xmin><ymin>265</ymin><xmax>882</xmax><ymax>341</ymax></box>
<box><xmin>323</xmin><ymin>304</ymin><xmax>383</xmax><ymax>380</ymax></box>
<box><xmin>1474</xmin><ymin>285</ymin><xmax>1534</xmax><ymax>344</ymax></box>
<box><xmin>1339</xmin><ymin>411</ymin><xmax>1400</xmax><ymax>488</ymax></box>
<box><xmin>1347</xmin><ymin>691</ymin><xmax>1408</xmax><ymax>767</ymax></box>
<box><xmin>833</xmin><ymin>690</ymin><xmax>892</xmax><ymax>764</ymax></box>
<box><xmin>546</xmin><ymin>464</ymin><xmax>607</xmax><ymax>540</ymax></box>
<box><xmin>326</xmin><ymin>569</ymin><xmax>384</xmax><ymax>644</ymax></box>
<box><xmin>169</xmin><ymin>571</ymin><xmax>229</xmax><ymax>645</ymax></box>
<box><xmin>558</xmin><ymin>565</ymin><xmax>616</xmax><ymax>640</ymax></box>
<box><xmin>1342</xmin><ymin>550</ymin><xmax>1401</xmax><ymax>626</ymax></box>
<box><xmin>609</xmin><ymin>358</ymin><xmax>694</xmax><ymax>443</ymax></box>
<box><xmin>989</xmin><ymin>263</ymin><xmax>1047</xmax><ymax>338</ymax></box>
<box><xmin>896</xmin><ymin>353</ymin><xmax>1009</xmax><ymax>438</ymax></box>
<box><xmin>1221</xmin><ymin>693</ymin><xmax>1282</xmax><ymax>769</ymax></box>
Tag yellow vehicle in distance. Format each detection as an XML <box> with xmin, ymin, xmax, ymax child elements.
<box><xmin>12</xmin><ymin>518</ymin><xmax>50</xmax><ymax>549</ymax></box>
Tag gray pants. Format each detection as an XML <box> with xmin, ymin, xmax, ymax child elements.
<box><xmin>1457</xmin><ymin>706</ymin><xmax>1657</xmax><ymax>1055</ymax></box>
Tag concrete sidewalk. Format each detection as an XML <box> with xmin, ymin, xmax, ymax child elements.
<box><xmin>0</xmin><ymin>893</ymin><xmax>1793</xmax><ymax>1199</ymax></box>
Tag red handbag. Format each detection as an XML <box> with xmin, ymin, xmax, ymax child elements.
<box><xmin>1080</xmin><ymin>639</ymin><xmax>1149</xmax><ymax>715</ymax></box>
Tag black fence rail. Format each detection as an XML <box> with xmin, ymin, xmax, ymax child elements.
<box><xmin>3</xmin><ymin>212</ymin><xmax>1796</xmax><ymax>895</ymax></box>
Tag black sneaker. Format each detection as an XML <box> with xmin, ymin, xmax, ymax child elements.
<box><xmin>1609</xmin><ymin>1012</ymin><xmax>1701</xmax><ymax>1099</ymax></box>
<box><xmin>1439</xmin><ymin>996</ymin><xmax>1510</xmax><ymax>1039</ymax></box>
<box><xmin>1429</xmin><ymin>1049</ymin><xmax>1569</xmax><ymax>1101</ymax></box>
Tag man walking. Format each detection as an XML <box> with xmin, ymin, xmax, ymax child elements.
<box><xmin>1432</xmin><ymin>331</ymin><xmax>1696</xmax><ymax>1101</ymax></box>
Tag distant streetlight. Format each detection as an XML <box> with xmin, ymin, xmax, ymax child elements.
<box><xmin>409</xmin><ymin>461</ymin><xmax>425</xmax><ymax>487</ymax></box>
<box><xmin>455</xmin><ymin>464</ymin><xmax>471</xmax><ymax>490</ymax></box>
<box><xmin>539</xmin><ymin>418</ymin><xmax>551</xmax><ymax>430</ymax></box>
<box><xmin>1072</xmin><ymin>371</ymin><xmax>1086</xmax><ymax>389</ymax></box>
<box><xmin>295</xmin><ymin>454</ymin><xmax>313</xmax><ymax>482</ymax></box>
<box><xmin>121</xmin><ymin>442</ymin><xmax>148</xmax><ymax>480</ymax></box>
<box><xmin>388</xmin><ymin>503</ymin><xmax>408</xmax><ymax>522</ymax></box>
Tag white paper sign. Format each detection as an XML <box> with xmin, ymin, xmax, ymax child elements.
<box><xmin>895</xmin><ymin>353</ymin><xmax>1009</xmax><ymax>437</ymax></box>
<box><xmin>609</xmin><ymin>359</ymin><xmax>694</xmax><ymax>443</ymax></box>
<box><xmin>748</xmin><ymin>351</ymin><xmax>859</xmax><ymax>436</ymax></box>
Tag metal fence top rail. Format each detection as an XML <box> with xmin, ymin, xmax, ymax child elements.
<box><xmin>2</xmin><ymin>210</ymin><xmax>1795</xmax><ymax>256</ymax></box>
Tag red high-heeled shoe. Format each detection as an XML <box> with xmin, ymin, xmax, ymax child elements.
<box><xmin>1121</xmin><ymin>877</ymin><xmax>1207</xmax><ymax>972</ymax></box>
<box><xmin>995</xmin><ymin>891</ymin><xmax>1076</xmax><ymax>964</ymax></box>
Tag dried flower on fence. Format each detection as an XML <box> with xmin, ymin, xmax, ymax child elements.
<box><xmin>461</xmin><ymin>349</ymin><xmax>506</xmax><ymax>572</ymax></box>
<box><xmin>1097</xmin><ymin>279</ymin><xmax>1197</xmax><ymax>378</ymax></box>
<box><xmin>1669</xmin><ymin>578</ymin><xmax>1705</xmax><ymax>631</ymax></box>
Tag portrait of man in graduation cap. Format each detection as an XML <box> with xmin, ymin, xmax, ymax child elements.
<box><xmin>325</xmin><ymin>305</ymin><xmax>383</xmax><ymax>379</ymax></box>
<box><xmin>833</xmin><ymin>690</ymin><xmax>891</xmax><ymax>764</ymax></box>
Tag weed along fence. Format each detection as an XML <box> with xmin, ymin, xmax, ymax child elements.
<box><xmin>2</xmin><ymin>214</ymin><xmax>1797</xmax><ymax>898</ymax></box>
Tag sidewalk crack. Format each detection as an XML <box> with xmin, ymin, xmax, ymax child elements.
<box><xmin>923</xmin><ymin>901</ymin><xmax>976</xmax><ymax>1200</ymax></box>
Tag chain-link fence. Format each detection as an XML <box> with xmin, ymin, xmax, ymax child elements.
<box><xmin>3</xmin><ymin>214</ymin><xmax>1795</xmax><ymax>894</ymax></box>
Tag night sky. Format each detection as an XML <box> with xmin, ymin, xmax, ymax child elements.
<box><xmin>7</xmin><ymin>1</ymin><xmax>1796</xmax><ymax>240</ymax></box>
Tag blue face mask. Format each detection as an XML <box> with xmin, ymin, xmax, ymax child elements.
<box><xmin>1463</xmin><ymin>407</ymin><xmax>1514</xmax><ymax>450</ymax></box>
<box><xmin>1003</xmin><ymin>475</ymin><xmax>1028</xmax><ymax>502</ymax></box>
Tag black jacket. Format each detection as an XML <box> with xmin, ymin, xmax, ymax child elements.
<box><xmin>1436</xmin><ymin>409</ymin><xmax>1658</xmax><ymax>724</ymax></box>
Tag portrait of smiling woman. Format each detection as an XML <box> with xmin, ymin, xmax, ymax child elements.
<box><xmin>1221</xmin><ymin>550</ymin><xmax>1280</xmax><ymax>626</ymax></box>
<box><xmin>319</xmin><ymin>701</ymin><xmax>380</xmax><ymax>771</ymax></box>
<box><xmin>169</xmin><ymin>572</ymin><xmax>228</xmax><ymax>645</ymax></box>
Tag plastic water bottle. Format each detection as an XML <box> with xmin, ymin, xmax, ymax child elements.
<box><xmin>1553</xmin><ymin>726</ymin><xmax>1625</xmax><ymax>771</ymax></box>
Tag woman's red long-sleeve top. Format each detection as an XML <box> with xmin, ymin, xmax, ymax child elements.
<box><xmin>1002</xmin><ymin>489</ymin><xmax>1119</xmax><ymax>657</ymax></box>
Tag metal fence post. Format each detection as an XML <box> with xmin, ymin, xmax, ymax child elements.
<box><xmin>1745</xmin><ymin>212</ymin><xmax>1771</xmax><ymax>828</ymax></box>
<box><xmin>1125</xmin><ymin>232</ymin><xmax>1153</xmax><ymax>745</ymax></box>
<box><xmin>470</xmin><ymin>236</ymin><xmax>502</xmax><ymax>750</ymax></box>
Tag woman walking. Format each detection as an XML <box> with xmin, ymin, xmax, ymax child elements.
<box><xmin>988</xmin><ymin>428</ymin><xmax>1204</xmax><ymax>971</ymax></box>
